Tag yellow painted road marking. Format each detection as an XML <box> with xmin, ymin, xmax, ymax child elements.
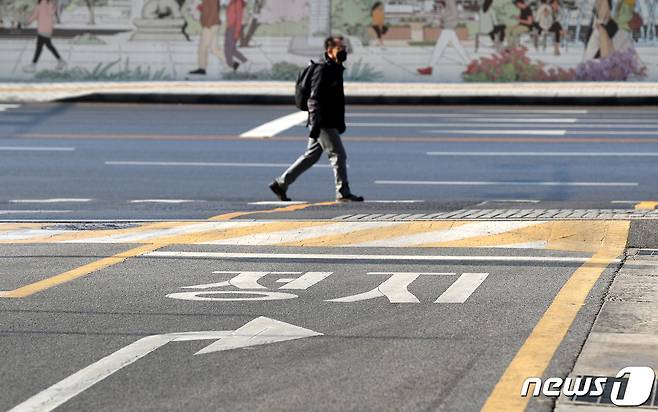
<box><xmin>1</xmin><ymin>243</ymin><xmax>161</xmax><ymax>298</ymax></box>
<box><xmin>1</xmin><ymin>203</ymin><xmax>331</xmax><ymax>298</ymax></box>
<box><xmin>634</xmin><ymin>201</ymin><xmax>658</xmax><ymax>210</ymax></box>
<box><xmin>481</xmin><ymin>220</ymin><xmax>629</xmax><ymax>412</ymax></box>
<box><xmin>424</xmin><ymin>220</ymin><xmax>611</xmax><ymax>253</ymax></box>
<box><xmin>279</xmin><ymin>221</ymin><xmax>469</xmax><ymax>247</ymax></box>
<box><xmin>0</xmin><ymin>222</ymin><xmax>191</xmax><ymax>244</ymax></box>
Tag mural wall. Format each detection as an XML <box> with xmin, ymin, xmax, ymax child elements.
<box><xmin>0</xmin><ymin>0</ymin><xmax>655</xmax><ymax>82</ymax></box>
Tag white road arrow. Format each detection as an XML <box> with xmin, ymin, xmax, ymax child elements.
<box><xmin>196</xmin><ymin>316</ymin><xmax>322</xmax><ymax>354</ymax></box>
<box><xmin>9</xmin><ymin>317</ymin><xmax>321</xmax><ymax>412</ymax></box>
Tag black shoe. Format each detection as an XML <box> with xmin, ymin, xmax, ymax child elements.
<box><xmin>232</xmin><ymin>62</ymin><xmax>240</xmax><ymax>72</ymax></box>
<box><xmin>269</xmin><ymin>181</ymin><xmax>290</xmax><ymax>201</ymax></box>
<box><xmin>337</xmin><ymin>194</ymin><xmax>364</xmax><ymax>202</ymax></box>
<box><xmin>189</xmin><ymin>68</ymin><xmax>206</xmax><ymax>75</ymax></box>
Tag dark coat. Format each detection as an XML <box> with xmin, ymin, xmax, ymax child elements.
<box><xmin>308</xmin><ymin>53</ymin><xmax>346</xmax><ymax>135</ymax></box>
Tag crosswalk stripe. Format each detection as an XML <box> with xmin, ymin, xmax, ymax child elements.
<box><xmin>281</xmin><ymin>221</ymin><xmax>469</xmax><ymax>247</ymax></box>
<box><xmin>203</xmin><ymin>221</ymin><xmax>399</xmax><ymax>246</ymax></box>
<box><xmin>0</xmin><ymin>220</ymin><xmax>631</xmax><ymax>253</ymax></box>
<box><xmin>349</xmin><ymin>221</ymin><xmax>544</xmax><ymax>248</ymax></box>
<box><xmin>64</xmin><ymin>222</ymin><xmax>252</xmax><ymax>244</ymax></box>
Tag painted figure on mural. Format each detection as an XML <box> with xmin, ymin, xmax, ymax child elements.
<box><xmin>506</xmin><ymin>0</ymin><xmax>534</xmax><ymax>48</ymax></box>
<box><xmin>584</xmin><ymin>0</ymin><xmax>617</xmax><ymax>59</ymax></box>
<box><xmin>370</xmin><ymin>2</ymin><xmax>388</xmax><ymax>46</ymax></box>
<box><xmin>189</xmin><ymin>0</ymin><xmax>224</xmax><ymax>75</ymax></box>
<box><xmin>417</xmin><ymin>0</ymin><xmax>470</xmax><ymax>76</ymax></box>
<box><xmin>536</xmin><ymin>0</ymin><xmax>565</xmax><ymax>55</ymax></box>
<box><xmin>23</xmin><ymin>0</ymin><xmax>66</xmax><ymax>73</ymax></box>
<box><xmin>225</xmin><ymin>0</ymin><xmax>248</xmax><ymax>71</ymax></box>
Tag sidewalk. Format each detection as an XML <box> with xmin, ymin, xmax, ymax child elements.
<box><xmin>556</xmin><ymin>249</ymin><xmax>658</xmax><ymax>410</ymax></box>
<box><xmin>3</xmin><ymin>80</ymin><xmax>658</xmax><ymax>104</ymax></box>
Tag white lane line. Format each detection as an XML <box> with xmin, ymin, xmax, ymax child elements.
<box><xmin>350</xmin><ymin>117</ymin><xmax>579</xmax><ymax>123</ymax></box>
<box><xmin>427</xmin><ymin>151</ymin><xmax>658</xmax><ymax>157</ymax></box>
<box><xmin>146</xmin><ymin>251</ymin><xmax>613</xmax><ymax>264</ymax></box>
<box><xmin>248</xmin><ymin>201</ymin><xmax>308</xmax><ymax>205</ymax></box>
<box><xmin>435</xmin><ymin>273</ymin><xmax>489</xmax><ymax>303</ymax></box>
<box><xmin>129</xmin><ymin>199</ymin><xmax>198</xmax><ymax>204</ymax></box>
<box><xmin>105</xmin><ymin>161</ymin><xmax>332</xmax><ymax>168</ymax></box>
<box><xmin>349</xmin><ymin>123</ymin><xmax>569</xmax><ymax>133</ymax></box>
<box><xmin>348</xmin><ymin>110</ymin><xmax>589</xmax><ymax>115</ymax></box>
<box><xmin>240</xmin><ymin>111</ymin><xmax>308</xmax><ymax>138</ymax></box>
<box><xmin>202</xmin><ymin>221</ymin><xmax>402</xmax><ymax>246</ymax></box>
<box><xmin>0</xmin><ymin>104</ymin><xmax>20</xmax><ymax>111</ymax></box>
<box><xmin>9</xmin><ymin>199</ymin><xmax>92</xmax><ymax>204</ymax></box>
<box><xmin>0</xmin><ymin>146</ymin><xmax>75</xmax><ymax>152</ymax></box>
<box><xmin>611</xmin><ymin>200</ymin><xmax>642</xmax><ymax>204</ymax></box>
<box><xmin>364</xmin><ymin>200</ymin><xmax>424</xmax><ymax>204</ymax></box>
<box><xmin>0</xmin><ymin>210</ymin><xmax>72</xmax><ymax>215</ymax></box>
<box><xmin>478</xmin><ymin>200</ymin><xmax>540</xmax><ymax>205</ymax></box>
<box><xmin>350</xmin><ymin>221</ymin><xmax>541</xmax><ymax>248</ymax></box>
<box><xmin>375</xmin><ymin>180</ymin><xmax>639</xmax><ymax>187</ymax></box>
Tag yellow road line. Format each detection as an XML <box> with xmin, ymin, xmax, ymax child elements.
<box><xmin>634</xmin><ymin>201</ymin><xmax>658</xmax><ymax>210</ymax></box>
<box><xmin>1</xmin><ymin>243</ymin><xmax>161</xmax><ymax>298</ymax></box>
<box><xmin>481</xmin><ymin>220</ymin><xmax>630</xmax><ymax>412</ymax></box>
<box><xmin>1</xmin><ymin>203</ymin><xmax>331</xmax><ymax>298</ymax></box>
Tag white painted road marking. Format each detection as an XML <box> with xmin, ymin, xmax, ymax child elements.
<box><xmin>427</xmin><ymin>151</ymin><xmax>658</xmax><ymax>157</ymax></box>
<box><xmin>9</xmin><ymin>199</ymin><xmax>92</xmax><ymax>203</ymax></box>
<box><xmin>146</xmin><ymin>251</ymin><xmax>612</xmax><ymax>264</ymax></box>
<box><xmin>240</xmin><ymin>111</ymin><xmax>308</xmax><ymax>138</ymax></box>
<box><xmin>435</xmin><ymin>273</ymin><xmax>489</xmax><ymax>303</ymax></box>
<box><xmin>279</xmin><ymin>272</ymin><xmax>333</xmax><ymax>290</ymax></box>
<box><xmin>348</xmin><ymin>110</ymin><xmax>590</xmax><ymax>115</ymax></box>
<box><xmin>129</xmin><ymin>199</ymin><xmax>197</xmax><ymax>204</ymax></box>
<box><xmin>0</xmin><ymin>210</ymin><xmax>72</xmax><ymax>215</ymax></box>
<box><xmin>105</xmin><ymin>161</ymin><xmax>332</xmax><ymax>168</ymax></box>
<box><xmin>350</xmin><ymin>221</ymin><xmax>541</xmax><ymax>248</ymax></box>
<box><xmin>327</xmin><ymin>272</ymin><xmax>456</xmax><ymax>304</ymax></box>
<box><xmin>0</xmin><ymin>104</ymin><xmax>20</xmax><ymax>111</ymax></box>
<box><xmin>375</xmin><ymin>180</ymin><xmax>639</xmax><ymax>187</ymax></box>
<box><xmin>249</xmin><ymin>201</ymin><xmax>308</xmax><ymax>205</ymax></box>
<box><xmin>203</xmin><ymin>221</ymin><xmax>401</xmax><ymax>246</ymax></box>
<box><xmin>0</xmin><ymin>146</ymin><xmax>75</xmax><ymax>152</ymax></box>
<box><xmin>8</xmin><ymin>317</ymin><xmax>320</xmax><ymax>412</ymax></box>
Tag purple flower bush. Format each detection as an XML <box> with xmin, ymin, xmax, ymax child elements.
<box><xmin>575</xmin><ymin>49</ymin><xmax>647</xmax><ymax>81</ymax></box>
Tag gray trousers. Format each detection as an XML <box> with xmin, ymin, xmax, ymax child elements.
<box><xmin>277</xmin><ymin>128</ymin><xmax>350</xmax><ymax>197</ymax></box>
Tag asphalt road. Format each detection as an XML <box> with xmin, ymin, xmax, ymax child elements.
<box><xmin>1</xmin><ymin>242</ymin><xmax>616</xmax><ymax>412</ymax></box>
<box><xmin>0</xmin><ymin>102</ymin><xmax>653</xmax><ymax>412</ymax></box>
<box><xmin>1</xmin><ymin>103</ymin><xmax>658</xmax><ymax>220</ymax></box>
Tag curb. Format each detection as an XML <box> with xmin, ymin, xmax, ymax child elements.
<box><xmin>4</xmin><ymin>81</ymin><xmax>658</xmax><ymax>105</ymax></box>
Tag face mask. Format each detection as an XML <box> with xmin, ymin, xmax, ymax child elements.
<box><xmin>336</xmin><ymin>50</ymin><xmax>348</xmax><ymax>63</ymax></box>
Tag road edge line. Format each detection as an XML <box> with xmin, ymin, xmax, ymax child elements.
<box><xmin>481</xmin><ymin>220</ymin><xmax>630</xmax><ymax>411</ymax></box>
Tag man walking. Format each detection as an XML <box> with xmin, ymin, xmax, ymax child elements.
<box><xmin>417</xmin><ymin>0</ymin><xmax>470</xmax><ymax>76</ymax></box>
<box><xmin>189</xmin><ymin>0</ymin><xmax>224</xmax><ymax>75</ymax></box>
<box><xmin>269</xmin><ymin>37</ymin><xmax>364</xmax><ymax>203</ymax></box>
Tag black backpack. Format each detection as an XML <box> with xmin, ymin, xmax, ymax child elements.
<box><xmin>295</xmin><ymin>60</ymin><xmax>318</xmax><ymax>111</ymax></box>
